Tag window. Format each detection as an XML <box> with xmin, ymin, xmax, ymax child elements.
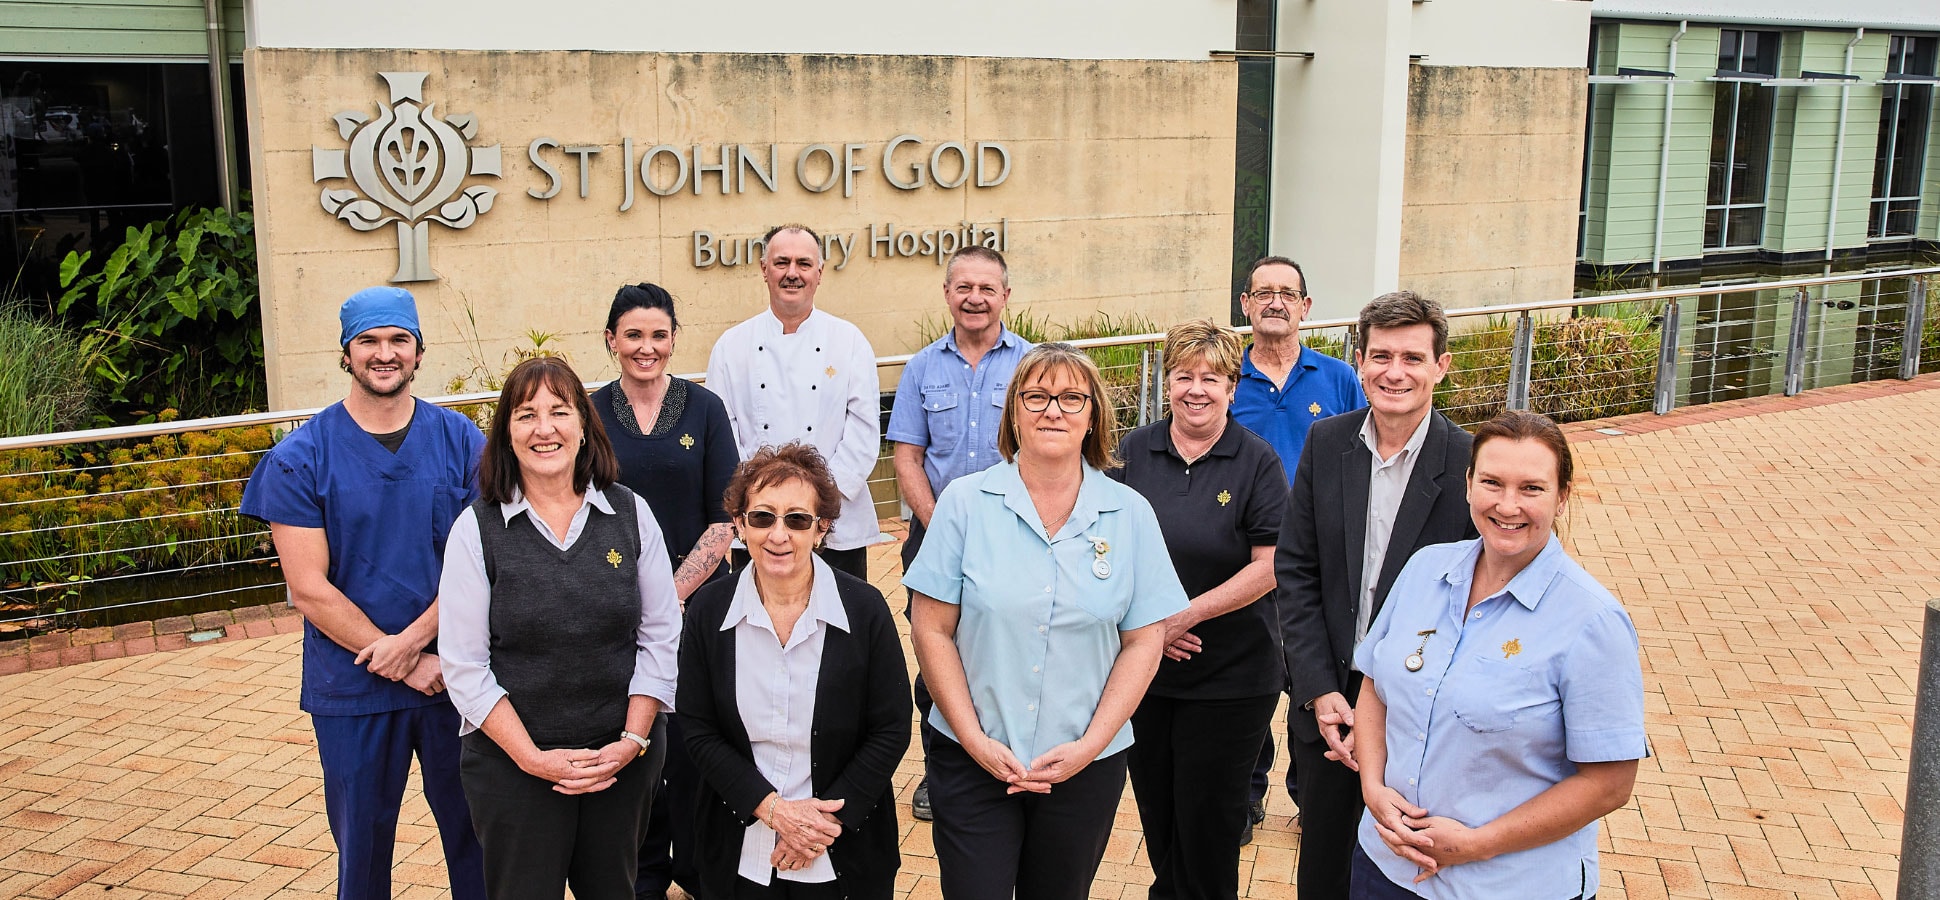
<box><xmin>1870</xmin><ymin>35</ymin><xmax>1936</xmax><ymax>239</ymax></box>
<box><xmin>1703</xmin><ymin>30</ymin><xmax>1780</xmax><ymax>250</ymax></box>
<box><xmin>1229</xmin><ymin>0</ymin><xmax>1275</xmax><ymax>324</ymax></box>
<box><xmin>0</xmin><ymin>61</ymin><xmax>244</xmax><ymax>300</ymax></box>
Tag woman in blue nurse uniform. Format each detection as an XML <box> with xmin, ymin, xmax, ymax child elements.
<box><xmin>240</xmin><ymin>286</ymin><xmax>486</xmax><ymax>900</ymax></box>
<box><xmin>905</xmin><ymin>342</ymin><xmax>1188</xmax><ymax>900</ymax></box>
<box><xmin>1348</xmin><ymin>411</ymin><xmax>1648</xmax><ymax>900</ymax></box>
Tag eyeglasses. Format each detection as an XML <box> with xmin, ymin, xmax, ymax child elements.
<box><xmin>740</xmin><ymin>510</ymin><xmax>821</xmax><ymax>531</ymax></box>
<box><xmin>1247</xmin><ymin>288</ymin><xmax>1307</xmax><ymax>304</ymax></box>
<box><xmin>1018</xmin><ymin>390</ymin><xmax>1093</xmax><ymax>414</ymax></box>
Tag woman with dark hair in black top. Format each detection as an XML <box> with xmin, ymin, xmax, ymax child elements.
<box><xmin>592</xmin><ymin>282</ymin><xmax>739</xmax><ymax>900</ymax></box>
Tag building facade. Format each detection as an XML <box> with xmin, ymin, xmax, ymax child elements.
<box><xmin>0</xmin><ymin>0</ymin><xmax>245</xmax><ymax>298</ymax></box>
<box><xmin>1581</xmin><ymin>0</ymin><xmax>1940</xmax><ymax>274</ymax></box>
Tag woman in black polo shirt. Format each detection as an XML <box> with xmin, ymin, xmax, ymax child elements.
<box><xmin>591</xmin><ymin>282</ymin><xmax>739</xmax><ymax>900</ymax></box>
<box><xmin>1108</xmin><ymin>319</ymin><xmax>1288</xmax><ymax>900</ymax></box>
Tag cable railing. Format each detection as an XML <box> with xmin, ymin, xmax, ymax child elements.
<box><xmin>1</xmin><ymin>267</ymin><xmax>1934</xmax><ymax>637</ymax></box>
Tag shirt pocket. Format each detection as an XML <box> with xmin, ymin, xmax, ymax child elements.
<box><xmin>1068</xmin><ymin>559</ymin><xmax>1135</xmax><ymax>627</ymax></box>
<box><xmin>921</xmin><ymin>388</ymin><xmax>963</xmax><ymax>446</ymax></box>
<box><xmin>1450</xmin><ymin>656</ymin><xmax>1556</xmax><ymax>734</ymax></box>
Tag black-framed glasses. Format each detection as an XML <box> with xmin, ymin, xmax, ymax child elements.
<box><xmin>1019</xmin><ymin>390</ymin><xmax>1093</xmax><ymax>414</ymax></box>
<box><xmin>1247</xmin><ymin>288</ymin><xmax>1307</xmax><ymax>304</ymax></box>
<box><xmin>741</xmin><ymin>510</ymin><xmax>821</xmax><ymax>531</ymax></box>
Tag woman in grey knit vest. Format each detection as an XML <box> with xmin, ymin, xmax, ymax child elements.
<box><xmin>438</xmin><ymin>356</ymin><xmax>684</xmax><ymax>900</ymax></box>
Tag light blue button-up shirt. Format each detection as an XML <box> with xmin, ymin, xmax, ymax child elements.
<box><xmin>1353</xmin><ymin>536</ymin><xmax>1648</xmax><ymax>900</ymax></box>
<box><xmin>885</xmin><ymin>326</ymin><xmax>1032</xmax><ymax>496</ymax></box>
<box><xmin>903</xmin><ymin>461</ymin><xmax>1189</xmax><ymax>763</ymax></box>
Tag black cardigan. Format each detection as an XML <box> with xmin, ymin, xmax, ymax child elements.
<box><xmin>678</xmin><ymin>567</ymin><xmax>912</xmax><ymax>900</ymax></box>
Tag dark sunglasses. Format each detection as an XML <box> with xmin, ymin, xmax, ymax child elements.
<box><xmin>741</xmin><ymin>510</ymin><xmax>821</xmax><ymax>531</ymax></box>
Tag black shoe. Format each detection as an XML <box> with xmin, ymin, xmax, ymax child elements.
<box><xmin>912</xmin><ymin>778</ymin><xmax>934</xmax><ymax>821</ymax></box>
<box><xmin>1247</xmin><ymin>799</ymin><xmax>1266</xmax><ymax>825</ymax></box>
<box><xmin>1239</xmin><ymin>818</ymin><xmax>1255</xmax><ymax>846</ymax></box>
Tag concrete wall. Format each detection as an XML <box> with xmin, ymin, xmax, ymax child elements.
<box><xmin>1270</xmin><ymin>0</ymin><xmax>1592</xmax><ymax>318</ymax></box>
<box><xmin>243</xmin><ymin>0</ymin><xmax>1232</xmax><ymax>61</ymax></box>
<box><xmin>246</xmin><ymin>49</ymin><xmax>1235</xmax><ymax>409</ymax></box>
<box><xmin>1399</xmin><ymin>65</ymin><xmax>1587</xmax><ymax>307</ymax></box>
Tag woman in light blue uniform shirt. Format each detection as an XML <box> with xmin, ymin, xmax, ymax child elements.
<box><xmin>1348</xmin><ymin>411</ymin><xmax>1647</xmax><ymax>900</ymax></box>
<box><xmin>905</xmin><ymin>342</ymin><xmax>1188</xmax><ymax>900</ymax></box>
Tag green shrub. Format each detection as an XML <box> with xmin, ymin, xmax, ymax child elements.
<box><xmin>0</xmin><ymin>304</ymin><xmax>92</xmax><ymax>437</ymax></box>
<box><xmin>0</xmin><ymin>426</ymin><xmax>276</xmax><ymax>618</ymax></box>
<box><xmin>1435</xmin><ymin>309</ymin><xmax>1661</xmax><ymax>427</ymax></box>
<box><xmin>56</xmin><ymin>205</ymin><xmax>264</xmax><ymax>424</ymax></box>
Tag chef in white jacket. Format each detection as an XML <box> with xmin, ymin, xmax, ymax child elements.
<box><xmin>706</xmin><ymin>223</ymin><xmax>882</xmax><ymax>581</ymax></box>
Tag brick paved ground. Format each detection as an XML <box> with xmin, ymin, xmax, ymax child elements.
<box><xmin>1</xmin><ymin>376</ymin><xmax>1936</xmax><ymax>899</ymax></box>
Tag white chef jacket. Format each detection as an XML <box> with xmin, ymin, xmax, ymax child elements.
<box><xmin>707</xmin><ymin>308</ymin><xmax>882</xmax><ymax>551</ymax></box>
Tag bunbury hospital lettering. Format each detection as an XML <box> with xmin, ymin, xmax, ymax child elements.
<box><xmin>312</xmin><ymin>72</ymin><xmax>1015</xmax><ymax>283</ymax></box>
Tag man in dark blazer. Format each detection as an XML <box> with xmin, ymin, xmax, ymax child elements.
<box><xmin>1276</xmin><ymin>291</ymin><xmax>1478</xmax><ymax>899</ymax></box>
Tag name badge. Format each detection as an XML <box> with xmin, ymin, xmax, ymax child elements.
<box><xmin>1087</xmin><ymin>536</ymin><xmax>1111</xmax><ymax>579</ymax></box>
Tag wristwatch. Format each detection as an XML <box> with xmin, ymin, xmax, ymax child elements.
<box><xmin>620</xmin><ymin>730</ymin><xmax>652</xmax><ymax>757</ymax></box>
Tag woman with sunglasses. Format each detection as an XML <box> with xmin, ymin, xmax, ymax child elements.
<box><xmin>678</xmin><ymin>442</ymin><xmax>911</xmax><ymax>900</ymax></box>
<box><xmin>905</xmin><ymin>343</ymin><xmax>1189</xmax><ymax>900</ymax></box>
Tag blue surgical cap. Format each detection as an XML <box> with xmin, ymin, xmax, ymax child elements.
<box><xmin>339</xmin><ymin>286</ymin><xmax>424</xmax><ymax>348</ymax></box>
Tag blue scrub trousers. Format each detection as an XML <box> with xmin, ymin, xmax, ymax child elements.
<box><xmin>312</xmin><ymin>703</ymin><xmax>486</xmax><ymax>900</ymax></box>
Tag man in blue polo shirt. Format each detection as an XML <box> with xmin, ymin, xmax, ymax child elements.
<box><xmin>1229</xmin><ymin>255</ymin><xmax>1365</xmax><ymax>841</ymax></box>
<box><xmin>888</xmin><ymin>245</ymin><xmax>1033</xmax><ymax>822</ymax></box>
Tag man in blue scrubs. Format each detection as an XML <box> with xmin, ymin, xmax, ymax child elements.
<box><xmin>241</xmin><ymin>287</ymin><xmax>486</xmax><ymax>900</ymax></box>
<box><xmin>1228</xmin><ymin>256</ymin><xmax>1365</xmax><ymax>840</ymax></box>
<box><xmin>888</xmin><ymin>245</ymin><xmax>1033</xmax><ymax>821</ymax></box>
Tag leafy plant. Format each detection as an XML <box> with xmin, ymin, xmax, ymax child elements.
<box><xmin>1434</xmin><ymin>308</ymin><xmax>1662</xmax><ymax>427</ymax></box>
<box><xmin>56</xmin><ymin>205</ymin><xmax>264</xmax><ymax>424</ymax></box>
<box><xmin>0</xmin><ymin>425</ymin><xmax>279</xmax><ymax>630</ymax></box>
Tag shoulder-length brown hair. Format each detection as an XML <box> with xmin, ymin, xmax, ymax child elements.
<box><xmin>997</xmin><ymin>342</ymin><xmax>1118</xmax><ymax>471</ymax></box>
<box><xmin>478</xmin><ymin>356</ymin><xmax>618</xmax><ymax>504</ymax></box>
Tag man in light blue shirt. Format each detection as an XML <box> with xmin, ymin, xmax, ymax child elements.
<box><xmin>1351</xmin><ymin>536</ymin><xmax>1647</xmax><ymax>899</ymax></box>
<box><xmin>888</xmin><ymin>245</ymin><xmax>1032</xmax><ymax>820</ymax></box>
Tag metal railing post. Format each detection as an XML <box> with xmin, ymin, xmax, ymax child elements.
<box><xmin>1784</xmin><ymin>287</ymin><xmax>1811</xmax><ymax>396</ymax></box>
<box><xmin>1899</xmin><ymin>598</ymin><xmax>1940</xmax><ymax>899</ymax></box>
<box><xmin>1150</xmin><ymin>344</ymin><xmax>1167</xmax><ymax>422</ymax></box>
<box><xmin>1653</xmin><ymin>297</ymin><xmax>1683</xmax><ymax>415</ymax></box>
<box><xmin>1506</xmin><ymin>311</ymin><xmax>1534</xmax><ymax>412</ymax></box>
<box><xmin>1136</xmin><ymin>349</ymin><xmax>1152</xmax><ymax>426</ymax></box>
<box><xmin>1903</xmin><ymin>276</ymin><xmax>1929</xmax><ymax>381</ymax></box>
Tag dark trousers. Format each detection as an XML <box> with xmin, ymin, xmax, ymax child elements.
<box><xmin>1290</xmin><ymin>720</ymin><xmax>1368</xmax><ymax>900</ymax></box>
<box><xmin>928</xmin><ymin>727</ymin><xmax>1128</xmax><ymax>900</ymax></box>
<box><xmin>732</xmin><ymin>546</ymin><xmax>868</xmax><ymax>582</ymax></box>
<box><xmin>730</xmin><ymin>875</ymin><xmax>844</xmax><ymax>900</ymax></box>
<box><xmin>461</xmin><ymin>717</ymin><xmax>667</xmax><ymax>900</ymax></box>
<box><xmin>637</xmin><ymin>713</ymin><xmax>700</xmax><ymax>899</ymax></box>
<box><xmin>312</xmin><ymin>704</ymin><xmax>486</xmax><ymax>900</ymax></box>
<box><xmin>902</xmin><ymin>518</ymin><xmax>935</xmax><ymax>760</ymax></box>
<box><xmin>1249</xmin><ymin>713</ymin><xmax>1296</xmax><ymax>806</ymax></box>
<box><xmin>1128</xmin><ymin>693</ymin><xmax>1280</xmax><ymax>900</ymax></box>
<box><xmin>1347</xmin><ymin>845</ymin><xmax>1589</xmax><ymax>900</ymax></box>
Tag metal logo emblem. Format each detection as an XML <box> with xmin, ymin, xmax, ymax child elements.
<box><xmin>312</xmin><ymin>72</ymin><xmax>502</xmax><ymax>283</ymax></box>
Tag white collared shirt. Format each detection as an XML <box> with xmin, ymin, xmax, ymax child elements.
<box><xmin>1354</xmin><ymin>411</ymin><xmax>1434</xmax><ymax>654</ymax></box>
<box><xmin>725</xmin><ymin>556</ymin><xmax>850</xmax><ymax>884</ymax></box>
<box><xmin>706</xmin><ymin>308</ymin><xmax>881</xmax><ymax>551</ymax></box>
<box><xmin>438</xmin><ymin>487</ymin><xmax>683</xmax><ymax>734</ymax></box>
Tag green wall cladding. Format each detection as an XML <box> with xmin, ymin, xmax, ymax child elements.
<box><xmin>0</xmin><ymin>0</ymin><xmax>244</xmax><ymax>60</ymax></box>
<box><xmin>1585</xmin><ymin>20</ymin><xmax>1940</xmax><ymax>266</ymax></box>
